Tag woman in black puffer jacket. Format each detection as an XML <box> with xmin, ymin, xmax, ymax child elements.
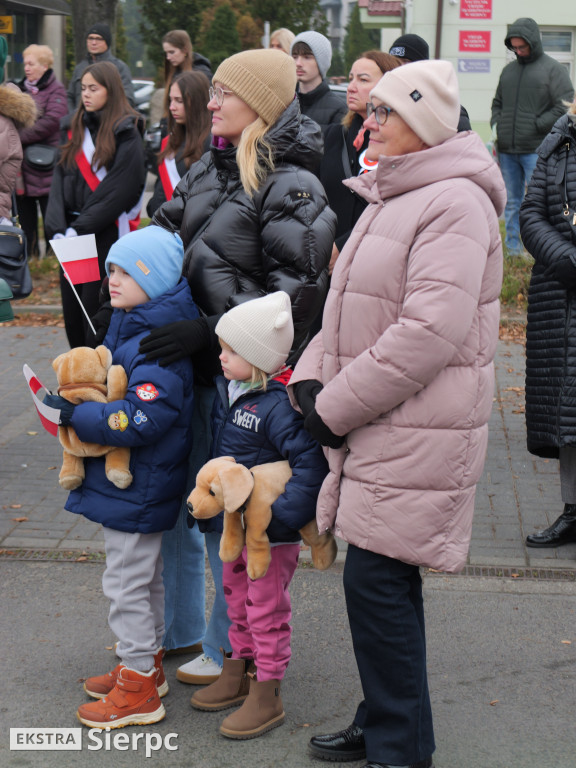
<box><xmin>138</xmin><ymin>49</ymin><xmax>335</xmax><ymax>676</ymax></box>
<box><xmin>520</xmin><ymin>98</ymin><xmax>576</xmax><ymax>549</ymax></box>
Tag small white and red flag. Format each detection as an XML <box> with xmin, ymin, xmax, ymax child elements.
<box><xmin>50</xmin><ymin>233</ymin><xmax>100</xmax><ymax>284</ymax></box>
<box><xmin>23</xmin><ymin>364</ymin><xmax>60</xmax><ymax>437</ymax></box>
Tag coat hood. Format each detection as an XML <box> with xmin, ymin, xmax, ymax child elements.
<box><xmin>505</xmin><ymin>17</ymin><xmax>543</xmax><ymax>61</ymax></box>
<box><xmin>211</xmin><ymin>98</ymin><xmax>324</xmax><ymax>175</ymax></box>
<box><xmin>0</xmin><ymin>84</ymin><xmax>36</xmax><ymax>128</ymax></box>
<box><xmin>346</xmin><ymin>130</ymin><xmax>506</xmax><ymax>218</ymax></box>
<box><xmin>537</xmin><ymin>113</ymin><xmax>576</xmax><ymax>159</ymax></box>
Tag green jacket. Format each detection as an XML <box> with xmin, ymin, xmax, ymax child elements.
<box><xmin>491</xmin><ymin>17</ymin><xmax>574</xmax><ymax>154</ymax></box>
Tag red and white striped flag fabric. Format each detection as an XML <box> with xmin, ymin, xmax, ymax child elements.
<box><xmin>23</xmin><ymin>364</ymin><xmax>60</xmax><ymax>437</ymax></box>
<box><xmin>50</xmin><ymin>233</ymin><xmax>100</xmax><ymax>285</ymax></box>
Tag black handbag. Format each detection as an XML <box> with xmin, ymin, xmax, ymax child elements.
<box><xmin>0</xmin><ymin>193</ymin><xmax>32</xmax><ymax>300</ymax></box>
<box><xmin>23</xmin><ymin>143</ymin><xmax>58</xmax><ymax>172</ymax></box>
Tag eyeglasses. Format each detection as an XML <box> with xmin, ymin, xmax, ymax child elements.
<box><xmin>511</xmin><ymin>44</ymin><xmax>529</xmax><ymax>53</ymax></box>
<box><xmin>208</xmin><ymin>86</ymin><xmax>234</xmax><ymax>106</ymax></box>
<box><xmin>366</xmin><ymin>103</ymin><xmax>394</xmax><ymax>126</ymax></box>
<box><xmin>87</xmin><ymin>35</ymin><xmax>105</xmax><ymax>42</ymax></box>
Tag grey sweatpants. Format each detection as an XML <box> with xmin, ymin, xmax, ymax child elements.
<box><xmin>102</xmin><ymin>527</ymin><xmax>165</xmax><ymax>672</ymax></box>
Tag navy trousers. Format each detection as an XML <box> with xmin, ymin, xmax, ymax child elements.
<box><xmin>343</xmin><ymin>544</ymin><xmax>435</xmax><ymax>764</ymax></box>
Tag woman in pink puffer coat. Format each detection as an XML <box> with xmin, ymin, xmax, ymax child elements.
<box><xmin>291</xmin><ymin>61</ymin><xmax>506</xmax><ymax>768</ymax></box>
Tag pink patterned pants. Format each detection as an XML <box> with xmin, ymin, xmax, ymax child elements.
<box><xmin>223</xmin><ymin>542</ymin><xmax>300</xmax><ymax>681</ymax></box>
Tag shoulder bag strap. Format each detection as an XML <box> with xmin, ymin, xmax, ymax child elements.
<box><xmin>340</xmin><ymin>126</ymin><xmax>353</xmax><ymax>179</ymax></box>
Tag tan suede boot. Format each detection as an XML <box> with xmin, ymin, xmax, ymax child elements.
<box><xmin>219</xmin><ymin>675</ymin><xmax>285</xmax><ymax>739</ymax></box>
<box><xmin>190</xmin><ymin>656</ymin><xmax>253</xmax><ymax>711</ymax></box>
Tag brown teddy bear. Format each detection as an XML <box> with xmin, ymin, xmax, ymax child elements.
<box><xmin>187</xmin><ymin>456</ymin><xmax>338</xmax><ymax>580</ymax></box>
<box><xmin>52</xmin><ymin>345</ymin><xmax>132</xmax><ymax>491</ymax></box>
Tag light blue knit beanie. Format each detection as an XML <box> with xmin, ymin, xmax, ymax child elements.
<box><xmin>105</xmin><ymin>227</ymin><xmax>184</xmax><ymax>300</ymax></box>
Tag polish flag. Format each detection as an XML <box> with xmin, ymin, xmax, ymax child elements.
<box><xmin>50</xmin><ymin>233</ymin><xmax>100</xmax><ymax>284</ymax></box>
<box><xmin>23</xmin><ymin>364</ymin><xmax>60</xmax><ymax>437</ymax></box>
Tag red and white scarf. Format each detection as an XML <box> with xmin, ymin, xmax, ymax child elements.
<box><xmin>157</xmin><ymin>136</ymin><xmax>181</xmax><ymax>201</ymax></box>
<box><xmin>74</xmin><ymin>128</ymin><xmax>143</xmax><ymax>237</ymax></box>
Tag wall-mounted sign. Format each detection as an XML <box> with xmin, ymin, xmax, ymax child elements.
<box><xmin>458</xmin><ymin>58</ymin><xmax>491</xmax><ymax>73</ymax></box>
<box><xmin>0</xmin><ymin>16</ymin><xmax>14</xmax><ymax>34</ymax></box>
<box><xmin>460</xmin><ymin>0</ymin><xmax>492</xmax><ymax>19</ymax></box>
<box><xmin>459</xmin><ymin>31</ymin><xmax>491</xmax><ymax>53</ymax></box>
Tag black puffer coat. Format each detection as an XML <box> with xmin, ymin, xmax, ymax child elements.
<box><xmin>520</xmin><ymin>113</ymin><xmax>576</xmax><ymax>457</ymax></box>
<box><xmin>152</xmin><ymin>98</ymin><xmax>336</xmax><ymax>383</ymax></box>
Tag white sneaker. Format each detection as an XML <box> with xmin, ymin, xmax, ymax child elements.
<box><xmin>176</xmin><ymin>654</ymin><xmax>223</xmax><ymax>685</ymax></box>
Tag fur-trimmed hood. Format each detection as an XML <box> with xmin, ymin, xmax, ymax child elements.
<box><xmin>0</xmin><ymin>83</ymin><xmax>36</xmax><ymax>128</ymax></box>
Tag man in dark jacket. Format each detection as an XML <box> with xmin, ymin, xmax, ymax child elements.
<box><xmin>66</xmin><ymin>23</ymin><xmax>135</xmax><ymax>114</ymax></box>
<box><xmin>290</xmin><ymin>31</ymin><xmax>346</xmax><ymax>134</ymax></box>
<box><xmin>491</xmin><ymin>17</ymin><xmax>574</xmax><ymax>255</ymax></box>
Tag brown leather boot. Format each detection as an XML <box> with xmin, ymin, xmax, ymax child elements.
<box><xmin>219</xmin><ymin>674</ymin><xmax>285</xmax><ymax>739</ymax></box>
<box><xmin>190</xmin><ymin>656</ymin><xmax>253</xmax><ymax>711</ymax></box>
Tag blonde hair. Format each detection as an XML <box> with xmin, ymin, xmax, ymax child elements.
<box><xmin>250</xmin><ymin>367</ymin><xmax>269</xmax><ymax>390</ymax></box>
<box><xmin>270</xmin><ymin>28</ymin><xmax>295</xmax><ymax>55</ymax></box>
<box><xmin>23</xmin><ymin>44</ymin><xmax>54</xmax><ymax>69</ymax></box>
<box><xmin>236</xmin><ymin>117</ymin><xmax>275</xmax><ymax>197</ymax></box>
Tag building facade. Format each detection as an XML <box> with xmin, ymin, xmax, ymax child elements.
<box><xmin>0</xmin><ymin>0</ymin><xmax>69</xmax><ymax>82</ymax></box>
<box><xmin>321</xmin><ymin>0</ymin><xmax>575</xmax><ymax>137</ymax></box>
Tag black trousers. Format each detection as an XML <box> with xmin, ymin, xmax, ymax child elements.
<box><xmin>343</xmin><ymin>544</ymin><xmax>435</xmax><ymax>764</ymax></box>
<box><xmin>18</xmin><ymin>195</ymin><xmax>48</xmax><ymax>257</ymax></box>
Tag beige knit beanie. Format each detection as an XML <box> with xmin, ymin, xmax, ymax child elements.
<box><xmin>369</xmin><ymin>60</ymin><xmax>460</xmax><ymax>147</ymax></box>
<box><xmin>215</xmin><ymin>292</ymin><xmax>294</xmax><ymax>374</ymax></box>
<box><xmin>213</xmin><ymin>49</ymin><xmax>296</xmax><ymax>126</ymax></box>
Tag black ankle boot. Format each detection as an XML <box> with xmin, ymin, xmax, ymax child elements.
<box><xmin>309</xmin><ymin>722</ymin><xmax>366</xmax><ymax>761</ymax></box>
<box><xmin>526</xmin><ymin>504</ymin><xmax>576</xmax><ymax>547</ymax></box>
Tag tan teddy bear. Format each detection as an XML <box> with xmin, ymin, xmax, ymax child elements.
<box><xmin>52</xmin><ymin>345</ymin><xmax>132</xmax><ymax>491</ymax></box>
<box><xmin>187</xmin><ymin>456</ymin><xmax>338</xmax><ymax>580</ymax></box>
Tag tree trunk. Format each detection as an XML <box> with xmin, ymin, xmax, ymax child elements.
<box><xmin>71</xmin><ymin>0</ymin><xmax>118</xmax><ymax>64</ymax></box>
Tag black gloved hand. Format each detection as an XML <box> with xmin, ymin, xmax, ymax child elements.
<box><xmin>552</xmin><ymin>254</ymin><xmax>576</xmax><ymax>288</ymax></box>
<box><xmin>294</xmin><ymin>379</ymin><xmax>323</xmax><ymax>418</ymax></box>
<box><xmin>304</xmin><ymin>407</ymin><xmax>345</xmax><ymax>449</ymax></box>
<box><xmin>42</xmin><ymin>394</ymin><xmax>76</xmax><ymax>426</ymax></box>
<box><xmin>139</xmin><ymin>316</ymin><xmax>211</xmax><ymax>366</ymax></box>
<box><xmin>92</xmin><ymin>302</ymin><xmax>113</xmax><ymax>345</ymax></box>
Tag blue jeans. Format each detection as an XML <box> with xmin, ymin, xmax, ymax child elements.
<box><xmin>162</xmin><ymin>385</ymin><xmax>231</xmax><ymax>661</ymax></box>
<box><xmin>203</xmin><ymin>531</ymin><xmax>232</xmax><ymax>665</ymax></box>
<box><xmin>498</xmin><ymin>151</ymin><xmax>538</xmax><ymax>254</ymax></box>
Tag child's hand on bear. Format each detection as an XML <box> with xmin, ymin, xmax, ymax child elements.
<box><xmin>42</xmin><ymin>394</ymin><xmax>76</xmax><ymax>426</ymax></box>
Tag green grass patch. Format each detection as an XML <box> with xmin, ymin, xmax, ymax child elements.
<box><xmin>499</xmin><ymin>220</ymin><xmax>532</xmax><ymax>308</ymax></box>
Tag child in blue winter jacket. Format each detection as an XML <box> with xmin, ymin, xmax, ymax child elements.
<box><xmin>44</xmin><ymin>226</ymin><xmax>197</xmax><ymax>729</ymax></box>
<box><xmin>188</xmin><ymin>291</ymin><xmax>328</xmax><ymax>739</ymax></box>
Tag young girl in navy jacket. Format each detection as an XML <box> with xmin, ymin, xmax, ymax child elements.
<box><xmin>189</xmin><ymin>291</ymin><xmax>328</xmax><ymax>739</ymax></box>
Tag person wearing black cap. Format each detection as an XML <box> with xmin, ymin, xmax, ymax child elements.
<box><xmin>389</xmin><ymin>33</ymin><xmax>471</xmax><ymax>132</ymax></box>
<box><xmin>389</xmin><ymin>33</ymin><xmax>429</xmax><ymax>63</ymax></box>
<box><xmin>66</xmin><ymin>22</ymin><xmax>135</xmax><ymax>114</ymax></box>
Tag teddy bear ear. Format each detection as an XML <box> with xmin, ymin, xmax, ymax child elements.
<box><xmin>52</xmin><ymin>352</ymin><xmax>66</xmax><ymax>373</ymax></box>
<box><xmin>95</xmin><ymin>345</ymin><xmax>113</xmax><ymax>371</ymax></box>
<box><xmin>219</xmin><ymin>464</ymin><xmax>254</xmax><ymax>513</ymax></box>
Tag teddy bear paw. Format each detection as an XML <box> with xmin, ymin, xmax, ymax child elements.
<box><xmin>59</xmin><ymin>474</ymin><xmax>83</xmax><ymax>491</ymax></box>
<box><xmin>106</xmin><ymin>469</ymin><xmax>133</xmax><ymax>489</ymax></box>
